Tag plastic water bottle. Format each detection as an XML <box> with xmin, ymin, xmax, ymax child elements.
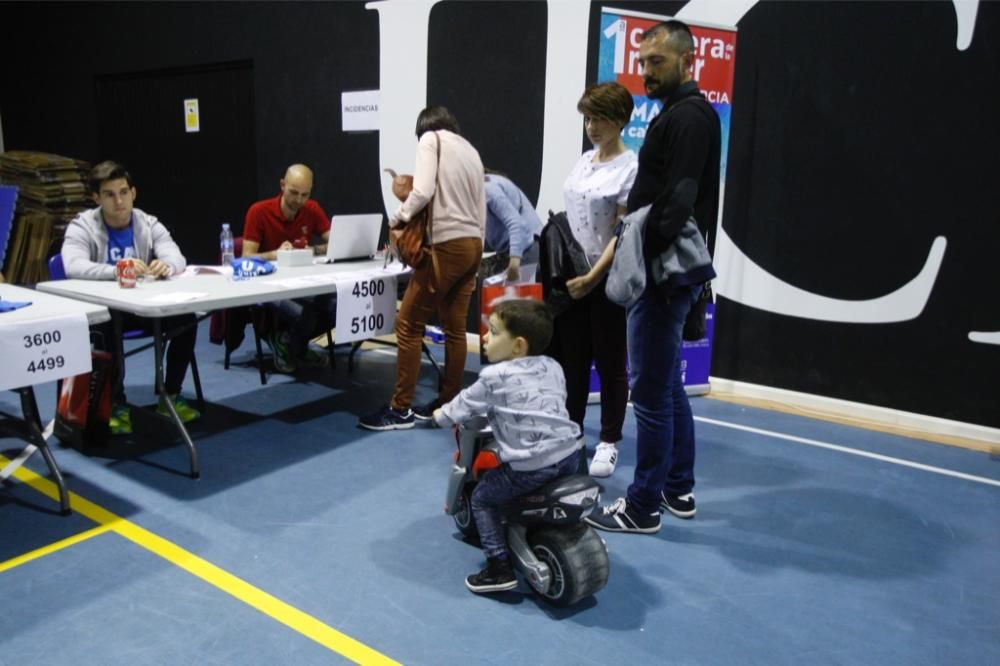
<box><xmin>220</xmin><ymin>223</ymin><xmax>235</xmax><ymax>265</ymax></box>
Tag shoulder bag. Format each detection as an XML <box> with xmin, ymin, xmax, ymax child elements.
<box><xmin>388</xmin><ymin>132</ymin><xmax>441</xmax><ymax>268</ymax></box>
<box><xmin>682</xmin><ymin>281</ymin><xmax>712</xmax><ymax>342</ymax></box>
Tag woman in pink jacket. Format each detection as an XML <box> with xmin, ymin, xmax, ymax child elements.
<box><xmin>360</xmin><ymin>106</ymin><xmax>486</xmax><ymax>431</ymax></box>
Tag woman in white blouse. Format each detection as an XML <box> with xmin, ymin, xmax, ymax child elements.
<box><xmin>549</xmin><ymin>82</ymin><xmax>637</xmax><ymax>478</ymax></box>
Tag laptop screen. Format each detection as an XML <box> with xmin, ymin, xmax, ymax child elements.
<box><xmin>327</xmin><ymin>214</ymin><xmax>384</xmax><ymax>261</ymax></box>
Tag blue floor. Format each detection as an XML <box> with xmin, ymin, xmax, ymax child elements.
<box><xmin>2</xmin><ymin>335</ymin><xmax>998</xmax><ymax>665</ymax></box>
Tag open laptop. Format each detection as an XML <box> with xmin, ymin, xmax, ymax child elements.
<box><xmin>316</xmin><ymin>213</ymin><xmax>384</xmax><ymax>263</ymax></box>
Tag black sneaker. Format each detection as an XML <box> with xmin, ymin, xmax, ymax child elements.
<box><xmin>465</xmin><ymin>556</ymin><xmax>517</xmax><ymax>594</ymax></box>
<box><xmin>585</xmin><ymin>497</ymin><xmax>661</xmax><ymax>534</ymax></box>
<box><xmin>411</xmin><ymin>399</ymin><xmax>442</xmax><ymax>422</ymax></box>
<box><xmin>358</xmin><ymin>404</ymin><xmax>415</xmax><ymax>431</ymax></box>
<box><xmin>660</xmin><ymin>492</ymin><xmax>696</xmax><ymax>519</ymax></box>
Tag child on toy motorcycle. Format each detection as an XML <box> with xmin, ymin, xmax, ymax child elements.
<box><xmin>434</xmin><ymin>299</ymin><xmax>583</xmax><ymax>594</ymax></box>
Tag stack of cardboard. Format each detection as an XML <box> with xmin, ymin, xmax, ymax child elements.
<box><xmin>0</xmin><ymin>185</ymin><xmax>16</xmax><ymax>283</ymax></box>
<box><xmin>0</xmin><ymin>151</ymin><xmax>91</xmax><ymax>284</ymax></box>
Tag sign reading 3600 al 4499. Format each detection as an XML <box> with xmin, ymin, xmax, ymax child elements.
<box><xmin>0</xmin><ymin>312</ymin><xmax>92</xmax><ymax>391</ymax></box>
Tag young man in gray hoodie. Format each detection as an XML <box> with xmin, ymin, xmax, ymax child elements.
<box><xmin>61</xmin><ymin>160</ymin><xmax>200</xmax><ymax>435</ymax></box>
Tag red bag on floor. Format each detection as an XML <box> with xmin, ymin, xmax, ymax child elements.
<box><xmin>54</xmin><ymin>350</ymin><xmax>114</xmax><ymax>450</ymax></box>
<box><xmin>480</xmin><ymin>283</ymin><xmax>544</xmax><ymax>356</ymax></box>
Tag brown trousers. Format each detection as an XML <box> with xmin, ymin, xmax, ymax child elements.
<box><xmin>391</xmin><ymin>236</ymin><xmax>483</xmax><ymax>410</ymax></box>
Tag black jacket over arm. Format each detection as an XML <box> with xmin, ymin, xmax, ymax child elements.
<box><xmin>626</xmin><ymin>81</ymin><xmax>721</xmax><ymax>260</ymax></box>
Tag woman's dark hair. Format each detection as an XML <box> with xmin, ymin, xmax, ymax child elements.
<box><xmin>415</xmin><ymin>105</ymin><xmax>461</xmax><ymax>137</ymax></box>
<box><xmin>577</xmin><ymin>81</ymin><xmax>634</xmax><ymax>129</ymax></box>
<box><xmin>492</xmin><ymin>299</ymin><xmax>553</xmax><ymax>356</ymax></box>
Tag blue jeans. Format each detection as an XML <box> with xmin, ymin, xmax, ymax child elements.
<box><xmin>97</xmin><ymin>312</ymin><xmax>198</xmax><ymax>404</ymax></box>
<box><xmin>625</xmin><ymin>284</ymin><xmax>702</xmax><ymax>513</ymax></box>
<box><xmin>471</xmin><ymin>450</ymin><xmax>582</xmax><ymax>559</ymax></box>
<box><xmin>272</xmin><ymin>295</ymin><xmax>336</xmax><ymax>357</ymax></box>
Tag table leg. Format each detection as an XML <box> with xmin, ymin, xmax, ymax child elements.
<box><xmin>349</xmin><ymin>341</ymin><xmax>362</xmax><ymax>371</ymax></box>
<box><xmin>252</xmin><ymin>308</ymin><xmax>268</xmax><ymax>385</ymax></box>
<box><xmin>189</xmin><ymin>353</ymin><xmax>205</xmax><ymax>408</ymax></box>
<box><xmin>112</xmin><ymin>311</ymin><xmax>126</xmax><ymax>394</ymax></box>
<box><xmin>345</xmin><ymin>338</ymin><xmax>442</xmax><ymax>382</ymax></box>
<box><xmin>153</xmin><ymin>319</ymin><xmax>200</xmax><ymax>479</ymax></box>
<box><xmin>11</xmin><ymin>387</ymin><xmax>70</xmax><ymax>515</ymax></box>
<box><xmin>422</xmin><ymin>342</ymin><xmax>442</xmax><ymax>379</ymax></box>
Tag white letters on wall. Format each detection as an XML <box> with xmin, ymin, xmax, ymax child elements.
<box><xmin>535</xmin><ymin>1</ymin><xmax>590</xmax><ymax>217</ymax></box>
<box><xmin>366</xmin><ymin>0</ymin><xmax>441</xmax><ymax>217</ymax></box>
<box><xmin>367</xmin><ymin>0</ymin><xmax>993</xmax><ymax>341</ymax></box>
<box><xmin>952</xmin><ymin>0</ymin><xmax>980</xmax><ymax>50</ymax></box>
<box><xmin>679</xmin><ymin>0</ymin><xmax>993</xmax><ymax>339</ymax></box>
<box><xmin>367</xmin><ymin>0</ymin><xmax>587</xmax><ymax>220</ymax></box>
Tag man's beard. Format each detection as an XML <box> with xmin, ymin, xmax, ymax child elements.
<box><xmin>646</xmin><ymin>75</ymin><xmax>680</xmax><ymax>100</ymax></box>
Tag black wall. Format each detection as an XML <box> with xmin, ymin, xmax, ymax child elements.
<box><xmin>713</xmin><ymin>1</ymin><xmax>1000</xmax><ymax>428</ymax></box>
<box><xmin>2</xmin><ymin>1</ymin><xmax>997</xmax><ymax>428</ymax></box>
<box><xmin>0</xmin><ymin>1</ymin><xmax>382</xmax><ymax>214</ymax></box>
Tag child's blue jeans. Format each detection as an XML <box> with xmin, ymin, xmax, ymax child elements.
<box><xmin>470</xmin><ymin>450</ymin><xmax>582</xmax><ymax>559</ymax></box>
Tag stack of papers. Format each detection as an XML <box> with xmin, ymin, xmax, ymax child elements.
<box><xmin>482</xmin><ymin>263</ymin><xmax>537</xmax><ymax>286</ymax></box>
<box><xmin>173</xmin><ymin>265</ymin><xmax>233</xmax><ymax>279</ymax></box>
<box><xmin>146</xmin><ymin>292</ymin><xmax>209</xmax><ymax>304</ymax></box>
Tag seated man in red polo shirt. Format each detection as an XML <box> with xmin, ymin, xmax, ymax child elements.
<box><xmin>243</xmin><ymin>164</ymin><xmax>333</xmax><ymax>373</ymax></box>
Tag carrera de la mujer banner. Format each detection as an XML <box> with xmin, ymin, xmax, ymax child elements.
<box><xmin>597</xmin><ymin>7</ymin><xmax>736</xmax><ymax>394</ymax></box>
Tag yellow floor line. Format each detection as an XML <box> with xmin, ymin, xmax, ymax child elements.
<box><xmin>0</xmin><ymin>524</ymin><xmax>113</xmax><ymax>573</ymax></box>
<box><xmin>2</xmin><ymin>456</ymin><xmax>400</xmax><ymax>665</ymax></box>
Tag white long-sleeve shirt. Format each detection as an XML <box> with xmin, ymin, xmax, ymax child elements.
<box><xmin>440</xmin><ymin>355</ymin><xmax>582</xmax><ymax>471</ymax></box>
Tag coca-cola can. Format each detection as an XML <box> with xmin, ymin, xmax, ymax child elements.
<box><xmin>116</xmin><ymin>258</ymin><xmax>136</xmax><ymax>288</ymax></box>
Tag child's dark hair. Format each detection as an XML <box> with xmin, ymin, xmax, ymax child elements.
<box><xmin>492</xmin><ymin>299</ymin><xmax>553</xmax><ymax>355</ymax></box>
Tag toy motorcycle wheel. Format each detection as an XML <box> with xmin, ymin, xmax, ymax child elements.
<box><xmin>452</xmin><ymin>485</ymin><xmax>479</xmax><ymax>539</ymax></box>
<box><xmin>528</xmin><ymin>523</ymin><xmax>609</xmax><ymax>607</ymax></box>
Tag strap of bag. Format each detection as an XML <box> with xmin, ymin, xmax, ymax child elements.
<box><xmin>428</xmin><ymin>132</ymin><xmax>442</xmax><ymax>280</ymax></box>
<box><xmin>426</xmin><ymin>131</ymin><xmax>441</xmax><ymax>244</ymax></box>
<box><xmin>649</xmin><ymin>94</ymin><xmax>711</xmax><ymax>131</ymax></box>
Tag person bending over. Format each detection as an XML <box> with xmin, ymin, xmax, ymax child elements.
<box><xmin>482</xmin><ymin>171</ymin><xmax>543</xmax><ymax>282</ymax></box>
<box><xmin>433</xmin><ymin>299</ymin><xmax>582</xmax><ymax>593</ymax></box>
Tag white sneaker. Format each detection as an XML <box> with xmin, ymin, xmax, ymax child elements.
<box><xmin>589</xmin><ymin>442</ymin><xmax>618</xmax><ymax>478</ymax></box>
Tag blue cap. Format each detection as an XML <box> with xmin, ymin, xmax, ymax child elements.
<box><xmin>231</xmin><ymin>257</ymin><xmax>275</xmax><ymax>279</ymax></box>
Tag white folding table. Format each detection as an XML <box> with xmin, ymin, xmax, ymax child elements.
<box><xmin>36</xmin><ymin>260</ymin><xmax>407</xmax><ymax>478</ymax></box>
<box><xmin>0</xmin><ymin>284</ymin><xmax>109</xmax><ymax>515</ymax></box>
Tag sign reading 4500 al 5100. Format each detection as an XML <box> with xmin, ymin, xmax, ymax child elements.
<box><xmin>335</xmin><ymin>274</ymin><xmax>396</xmax><ymax>344</ymax></box>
